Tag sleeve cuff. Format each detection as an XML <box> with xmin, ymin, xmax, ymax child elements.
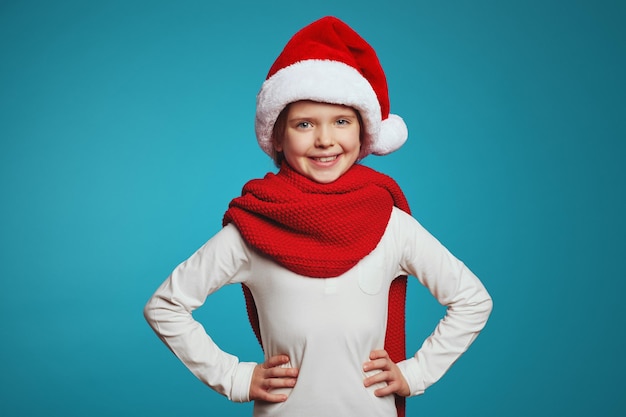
<box><xmin>230</xmin><ymin>361</ymin><xmax>257</xmax><ymax>402</ymax></box>
<box><xmin>397</xmin><ymin>357</ymin><xmax>425</xmax><ymax>397</ymax></box>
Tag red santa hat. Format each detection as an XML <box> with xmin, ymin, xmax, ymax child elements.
<box><xmin>255</xmin><ymin>16</ymin><xmax>408</xmax><ymax>159</ymax></box>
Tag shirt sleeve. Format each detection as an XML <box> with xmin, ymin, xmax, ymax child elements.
<box><xmin>143</xmin><ymin>223</ymin><xmax>257</xmax><ymax>402</ymax></box>
<box><xmin>392</xmin><ymin>208</ymin><xmax>493</xmax><ymax>396</ymax></box>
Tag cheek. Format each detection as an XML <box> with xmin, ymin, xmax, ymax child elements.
<box><xmin>282</xmin><ymin>135</ymin><xmax>309</xmax><ymax>156</ymax></box>
<box><xmin>343</xmin><ymin>131</ymin><xmax>361</xmax><ymax>152</ymax></box>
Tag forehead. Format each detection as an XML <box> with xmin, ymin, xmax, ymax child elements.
<box><xmin>287</xmin><ymin>100</ymin><xmax>358</xmax><ymax>117</ymax></box>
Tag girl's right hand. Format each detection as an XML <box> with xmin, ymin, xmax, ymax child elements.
<box><xmin>249</xmin><ymin>354</ymin><xmax>299</xmax><ymax>402</ymax></box>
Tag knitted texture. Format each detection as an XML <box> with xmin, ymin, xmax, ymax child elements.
<box><xmin>223</xmin><ymin>162</ymin><xmax>410</xmax><ymax>417</ymax></box>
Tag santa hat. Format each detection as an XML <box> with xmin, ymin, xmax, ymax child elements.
<box><xmin>255</xmin><ymin>16</ymin><xmax>408</xmax><ymax>159</ymax></box>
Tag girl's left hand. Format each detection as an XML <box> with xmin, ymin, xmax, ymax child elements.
<box><xmin>362</xmin><ymin>349</ymin><xmax>410</xmax><ymax>397</ymax></box>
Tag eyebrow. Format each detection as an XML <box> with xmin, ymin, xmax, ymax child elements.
<box><xmin>287</xmin><ymin>114</ymin><xmax>358</xmax><ymax>123</ymax></box>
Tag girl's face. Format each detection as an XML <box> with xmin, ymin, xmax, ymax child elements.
<box><xmin>275</xmin><ymin>101</ymin><xmax>361</xmax><ymax>184</ymax></box>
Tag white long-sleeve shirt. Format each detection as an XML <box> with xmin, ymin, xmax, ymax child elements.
<box><xmin>144</xmin><ymin>207</ymin><xmax>492</xmax><ymax>417</ymax></box>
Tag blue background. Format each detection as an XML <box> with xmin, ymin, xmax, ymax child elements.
<box><xmin>1</xmin><ymin>0</ymin><xmax>624</xmax><ymax>416</ymax></box>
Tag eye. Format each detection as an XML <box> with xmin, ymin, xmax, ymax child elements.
<box><xmin>297</xmin><ymin>121</ymin><xmax>312</xmax><ymax>129</ymax></box>
<box><xmin>336</xmin><ymin>118</ymin><xmax>350</xmax><ymax>126</ymax></box>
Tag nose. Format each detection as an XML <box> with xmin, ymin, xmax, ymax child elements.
<box><xmin>315</xmin><ymin>126</ymin><xmax>333</xmax><ymax>148</ymax></box>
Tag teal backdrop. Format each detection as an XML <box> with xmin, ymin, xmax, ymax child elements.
<box><xmin>1</xmin><ymin>0</ymin><xmax>624</xmax><ymax>416</ymax></box>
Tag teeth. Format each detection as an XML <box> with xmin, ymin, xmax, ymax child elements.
<box><xmin>315</xmin><ymin>156</ymin><xmax>337</xmax><ymax>162</ymax></box>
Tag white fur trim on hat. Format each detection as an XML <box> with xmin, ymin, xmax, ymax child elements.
<box><xmin>255</xmin><ymin>59</ymin><xmax>406</xmax><ymax>159</ymax></box>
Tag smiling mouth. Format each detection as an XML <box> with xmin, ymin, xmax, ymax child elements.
<box><xmin>311</xmin><ymin>155</ymin><xmax>338</xmax><ymax>163</ymax></box>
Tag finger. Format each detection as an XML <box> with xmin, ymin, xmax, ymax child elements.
<box><xmin>369</xmin><ymin>349</ymin><xmax>389</xmax><ymax>360</ymax></box>
<box><xmin>362</xmin><ymin>350</ymin><xmax>411</xmax><ymax>398</ymax></box>
<box><xmin>363</xmin><ymin>358</ymin><xmax>392</xmax><ymax>372</ymax></box>
<box><xmin>364</xmin><ymin>371</ymin><xmax>403</xmax><ymax>397</ymax></box>
<box><xmin>263</xmin><ymin>375</ymin><xmax>298</xmax><ymax>389</ymax></box>
<box><xmin>263</xmin><ymin>355</ymin><xmax>299</xmax><ymax>379</ymax></box>
<box><xmin>250</xmin><ymin>358</ymin><xmax>298</xmax><ymax>403</ymax></box>
<box><xmin>255</xmin><ymin>391</ymin><xmax>289</xmax><ymax>403</ymax></box>
<box><xmin>374</xmin><ymin>383</ymin><xmax>398</xmax><ymax>397</ymax></box>
<box><xmin>266</xmin><ymin>366</ymin><xmax>299</xmax><ymax>378</ymax></box>
<box><xmin>250</xmin><ymin>374</ymin><xmax>296</xmax><ymax>402</ymax></box>
<box><xmin>364</xmin><ymin>350</ymin><xmax>392</xmax><ymax>371</ymax></box>
<box><xmin>264</xmin><ymin>354</ymin><xmax>291</xmax><ymax>369</ymax></box>
<box><xmin>363</xmin><ymin>370</ymin><xmax>390</xmax><ymax>387</ymax></box>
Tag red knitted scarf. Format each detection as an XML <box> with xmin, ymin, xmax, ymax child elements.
<box><xmin>223</xmin><ymin>162</ymin><xmax>410</xmax><ymax>417</ymax></box>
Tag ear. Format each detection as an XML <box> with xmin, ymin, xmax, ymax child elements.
<box><xmin>273</xmin><ymin>137</ymin><xmax>283</xmax><ymax>152</ymax></box>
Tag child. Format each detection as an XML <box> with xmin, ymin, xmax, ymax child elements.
<box><xmin>144</xmin><ymin>16</ymin><xmax>492</xmax><ymax>417</ymax></box>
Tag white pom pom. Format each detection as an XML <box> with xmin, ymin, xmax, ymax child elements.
<box><xmin>370</xmin><ymin>114</ymin><xmax>408</xmax><ymax>155</ymax></box>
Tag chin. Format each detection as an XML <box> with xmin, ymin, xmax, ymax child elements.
<box><xmin>309</xmin><ymin>171</ymin><xmax>344</xmax><ymax>184</ymax></box>
<box><xmin>312</xmin><ymin>177</ymin><xmax>338</xmax><ymax>184</ymax></box>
